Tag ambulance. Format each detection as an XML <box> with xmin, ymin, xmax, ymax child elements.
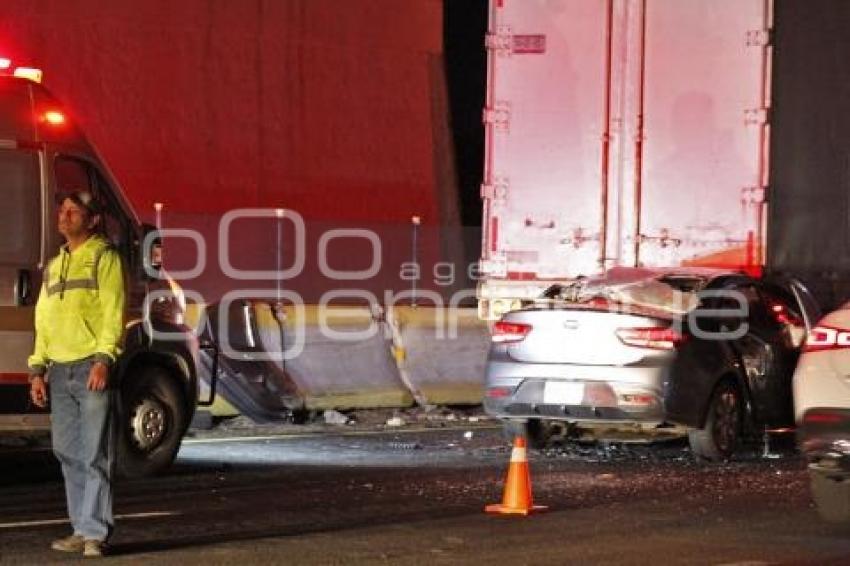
<box><xmin>0</xmin><ymin>57</ymin><xmax>203</xmax><ymax>477</ymax></box>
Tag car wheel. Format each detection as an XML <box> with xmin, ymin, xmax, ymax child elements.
<box><xmin>810</xmin><ymin>468</ymin><xmax>850</xmax><ymax>523</ymax></box>
<box><xmin>688</xmin><ymin>381</ymin><xmax>742</xmax><ymax>462</ymax></box>
<box><xmin>117</xmin><ymin>365</ymin><xmax>188</xmax><ymax>478</ymax></box>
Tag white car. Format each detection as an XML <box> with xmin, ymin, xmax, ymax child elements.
<box><xmin>792</xmin><ymin>302</ymin><xmax>850</xmax><ymax>523</ymax></box>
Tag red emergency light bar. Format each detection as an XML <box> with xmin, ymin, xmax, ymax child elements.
<box><xmin>0</xmin><ymin>56</ymin><xmax>43</xmax><ymax>83</ymax></box>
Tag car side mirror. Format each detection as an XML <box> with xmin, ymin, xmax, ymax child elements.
<box><xmin>140</xmin><ymin>223</ymin><xmax>163</xmax><ymax>279</ymax></box>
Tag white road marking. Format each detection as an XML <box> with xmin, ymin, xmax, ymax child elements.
<box><xmin>182</xmin><ymin>424</ymin><xmax>498</xmax><ymax>445</ymax></box>
<box><xmin>0</xmin><ymin>511</ymin><xmax>179</xmax><ymax>530</ymax></box>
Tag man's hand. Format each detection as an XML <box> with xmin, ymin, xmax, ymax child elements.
<box><xmin>30</xmin><ymin>376</ymin><xmax>48</xmax><ymax>408</ymax></box>
<box><xmin>87</xmin><ymin>361</ymin><xmax>110</xmax><ymax>391</ymax></box>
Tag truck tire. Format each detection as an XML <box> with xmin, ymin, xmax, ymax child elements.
<box><xmin>117</xmin><ymin>365</ymin><xmax>188</xmax><ymax>478</ymax></box>
<box><xmin>810</xmin><ymin>468</ymin><xmax>850</xmax><ymax>523</ymax></box>
<box><xmin>688</xmin><ymin>381</ymin><xmax>742</xmax><ymax>462</ymax></box>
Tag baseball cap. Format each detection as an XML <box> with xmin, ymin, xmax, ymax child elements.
<box><xmin>56</xmin><ymin>189</ymin><xmax>103</xmax><ymax>215</ymax></box>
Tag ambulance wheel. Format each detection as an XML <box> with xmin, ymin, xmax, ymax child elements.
<box><xmin>117</xmin><ymin>365</ymin><xmax>188</xmax><ymax>478</ymax></box>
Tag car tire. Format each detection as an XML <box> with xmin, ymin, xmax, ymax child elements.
<box><xmin>810</xmin><ymin>468</ymin><xmax>850</xmax><ymax>523</ymax></box>
<box><xmin>688</xmin><ymin>380</ymin><xmax>742</xmax><ymax>462</ymax></box>
<box><xmin>117</xmin><ymin>365</ymin><xmax>188</xmax><ymax>478</ymax></box>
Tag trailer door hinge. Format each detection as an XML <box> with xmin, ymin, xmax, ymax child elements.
<box><xmin>744</xmin><ymin>107</ymin><xmax>770</xmax><ymax>126</ymax></box>
<box><xmin>483</xmin><ymin>101</ymin><xmax>511</xmax><ymax>132</ymax></box>
<box><xmin>746</xmin><ymin>29</ymin><xmax>773</xmax><ymax>47</ymax></box>
<box><xmin>481</xmin><ymin>176</ymin><xmax>509</xmax><ymax>201</ymax></box>
<box><xmin>485</xmin><ymin>26</ymin><xmax>513</xmax><ymax>57</ymax></box>
<box><xmin>741</xmin><ymin>185</ymin><xmax>767</xmax><ymax>205</ymax></box>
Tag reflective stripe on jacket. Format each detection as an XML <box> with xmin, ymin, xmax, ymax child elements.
<box><xmin>28</xmin><ymin>234</ymin><xmax>126</xmax><ymax>373</ymax></box>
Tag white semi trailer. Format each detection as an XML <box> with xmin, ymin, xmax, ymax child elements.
<box><xmin>476</xmin><ymin>0</ymin><xmax>830</xmax><ymax>320</ymax></box>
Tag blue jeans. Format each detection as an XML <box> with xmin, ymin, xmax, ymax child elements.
<box><xmin>49</xmin><ymin>359</ymin><xmax>115</xmax><ymax>541</ymax></box>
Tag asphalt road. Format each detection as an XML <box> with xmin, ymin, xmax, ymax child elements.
<box><xmin>1</xmin><ymin>425</ymin><xmax>849</xmax><ymax>565</ymax></box>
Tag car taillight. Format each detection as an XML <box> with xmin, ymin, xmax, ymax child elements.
<box><xmin>616</xmin><ymin>327</ymin><xmax>685</xmax><ymax>350</ymax></box>
<box><xmin>802</xmin><ymin>409</ymin><xmax>850</xmax><ymax>425</ymax></box>
<box><xmin>802</xmin><ymin>325</ymin><xmax>850</xmax><ymax>353</ymax></box>
<box><xmin>491</xmin><ymin>321</ymin><xmax>532</xmax><ymax>344</ymax></box>
<box><xmin>618</xmin><ymin>393</ymin><xmax>657</xmax><ymax>407</ymax></box>
<box><xmin>486</xmin><ymin>386</ymin><xmax>514</xmax><ymax>398</ymax></box>
<box><xmin>769</xmin><ymin>302</ymin><xmax>802</xmax><ymax>326</ymax></box>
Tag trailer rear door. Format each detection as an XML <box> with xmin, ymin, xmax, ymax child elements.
<box><xmin>637</xmin><ymin>0</ymin><xmax>771</xmax><ymax>272</ymax></box>
<box><xmin>480</xmin><ymin>0</ymin><xmax>610</xmax><ymax>281</ymax></box>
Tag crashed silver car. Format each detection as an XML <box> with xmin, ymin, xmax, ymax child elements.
<box><xmin>484</xmin><ymin>267</ymin><xmax>818</xmax><ymax>460</ymax></box>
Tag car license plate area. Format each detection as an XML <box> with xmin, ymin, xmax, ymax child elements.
<box><xmin>543</xmin><ymin>381</ymin><xmax>584</xmax><ymax>404</ymax></box>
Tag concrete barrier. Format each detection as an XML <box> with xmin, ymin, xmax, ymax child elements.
<box><xmin>388</xmin><ymin>306</ymin><xmax>488</xmax><ymax>405</ymax></box>
<box><xmin>185</xmin><ymin>302</ymin><xmax>488</xmax><ymax>417</ymax></box>
<box><xmin>275</xmin><ymin>304</ymin><xmax>413</xmax><ymax>410</ymax></box>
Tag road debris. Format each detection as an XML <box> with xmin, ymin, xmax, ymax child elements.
<box><xmin>386</xmin><ymin>416</ymin><xmax>406</xmax><ymax>427</ymax></box>
<box><xmin>323</xmin><ymin>410</ymin><xmax>350</xmax><ymax>426</ymax></box>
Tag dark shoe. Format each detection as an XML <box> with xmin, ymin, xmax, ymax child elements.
<box><xmin>51</xmin><ymin>534</ymin><xmax>85</xmax><ymax>553</ymax></box>
<box><xmin>83</xmin><ymin>539</ymin><xmax>107</xmax><ymax>558</ymax></box>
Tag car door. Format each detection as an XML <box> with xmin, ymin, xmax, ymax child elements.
<box><xmin>0</xmin><ymin>145</ymin><xmax>44</xmax><ymax>420</ymax></box>
<box><xmin>718</xmin><ymin>282</ymin><xmax>792</xmax><ymax>428</ymax></box>
<box><xmin>735</xmin><ymin>281</ymin><xmax>803</xmax><ymax>428</ymax></box>
<box><xmin>756</xmin><ymin>281</ymin><xmax>814</xmax><ymax>427</ymax></box>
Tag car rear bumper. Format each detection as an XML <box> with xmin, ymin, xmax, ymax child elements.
<box><xmin>798</xmin><ymin>408</ymin><xmax>850</xmax><ymax>475</ymax></box>
<box><xmin>807</xmin><ymin>450</ymin><xmax>850</xmax><ymax>480</ymax></box>
<box><xmin>484</xmin><ymin>361</ymin><xmax>668</xmax><ymax>425</ymax></box>
<box><xmin>797</xmin><ymin>408</ymin><xmax>850</xmax><ymax>479</ymax></box>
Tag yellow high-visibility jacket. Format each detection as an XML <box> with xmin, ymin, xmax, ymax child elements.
<box><xmin>28</xmin><ymin>234</ymin><xmax>126</xmax><ymax>375</ymax></box>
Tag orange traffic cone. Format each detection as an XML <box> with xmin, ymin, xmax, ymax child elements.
<box><xmin>485</xmin><ymin>435</ymin><xmax>547</xmax><ymax>516</ymax></box>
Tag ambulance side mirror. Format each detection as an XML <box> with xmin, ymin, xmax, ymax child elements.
<box><xmin>140</xmin><ymin>223</ymin><xmax>163</xmax><ymax>279</ymax></box>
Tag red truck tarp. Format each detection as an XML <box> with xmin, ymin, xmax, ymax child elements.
<box><xmin>0</xmin><ymin>1</ymin><xmax>470</xmax><ymax>301</ymax></box>
<box><xmin>0</xmin><ymin>0</ymin><xmax>456</xmax><ymax>225</ymax></box>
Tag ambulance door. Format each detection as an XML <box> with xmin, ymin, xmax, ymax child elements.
<box><xmin>0</xmin><ymin>145</ymin><xmax>44</xmax><ymax>421</ymax></box>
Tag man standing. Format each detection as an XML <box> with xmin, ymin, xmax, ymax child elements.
<box><xmin>29</xmin><ymin>190</ymin><xmax>125</xmax><ymax>559</ymax></box>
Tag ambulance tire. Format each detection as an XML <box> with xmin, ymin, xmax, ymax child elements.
<box><xmin>117</xmin><ymin>365</ymin><xmax>188</xmax><ymax>478</ymax></box>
